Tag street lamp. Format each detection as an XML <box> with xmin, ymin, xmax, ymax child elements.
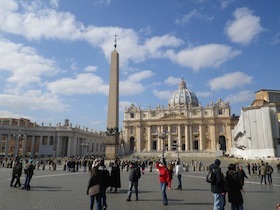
<box><xmin>155</xmin><ymin>131</ymin><xmax>169</xmax><ymax>160</ymax></box>
<box><xmin>14</xmin><ymin>130</ymin><xmax>24</xmax><ymax>159</ymax></box>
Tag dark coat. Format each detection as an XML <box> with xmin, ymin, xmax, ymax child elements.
<box><xmin>129</xmin><ymin>163</ymin><xmax>141</xmax><ymax>182</ymax></box>
<box><xmin>12</xmin><ymin>163</ymin><xmax>22</xmax><ymax>177</ymax></box>
<box><xmin>24</xmin><ymin>164</ymin><xmax>34</xmax><ymax>176</ymax></box>
<box><xmin>110</xmin><ymin>163</ymin><xmax>121</xmax><ymax>188</ymax></box>
<box><xmin>87</xmin><ymin>171</ymin><xmax>101</xmax><ymax>193</ymax></box>
<box><xmin>98</xmin><ymin>165</ymin><xmax>110</xmax><ymax>190</ymax></box>
<box><xmin>209</xmin><ymin>163</ymin><xmax>226</xmax><ymax>194</ymax></box>
<box><xmin>226</xmin><ymin>169</ymin><xmax>243</xmax><ymax>205</ymax></box>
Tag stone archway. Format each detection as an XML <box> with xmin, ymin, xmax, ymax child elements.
<box><xmin>219</xmin><ymin>135</ymin><xmax>226</xmax><ymax>151</ymax></box>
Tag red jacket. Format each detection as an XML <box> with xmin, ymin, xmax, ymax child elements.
<box><xmin>156</xmin><ymin>162</ymin><xmax>170</xmax><ymax>183</ymax></box>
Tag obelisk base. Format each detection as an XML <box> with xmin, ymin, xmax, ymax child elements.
<box><xmin>105</xmin><ymin>135</ymin><xmax>118</xmax><ymax>160</ymax></box>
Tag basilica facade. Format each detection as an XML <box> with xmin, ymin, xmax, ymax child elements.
<box><xmin>122</xmin><ymin>79</ymin><xmax>239</xmax><ymax>155</ymax></box>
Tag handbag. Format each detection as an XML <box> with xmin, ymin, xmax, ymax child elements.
<box><xmin>89</xmin><ymin>184</ymin><xmax>100</xmax><ymax>196</ymax></box>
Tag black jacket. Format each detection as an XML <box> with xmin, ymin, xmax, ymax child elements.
<box><xmin>209</xmin><ymin>163</ymin><xmax>226</xmax><ymax>194</ymax></box>
<box><xmin>226</xmin><ymin>169</ymin><xmax>243</xmax><ymax>205</ymax></box>
<box><xmin>98</xmin><ymin>165</ymin><xmax>110</xmax><ymax>190</ymax></box>
<box><xmin>129</xmin><ymin>164</ymin><xmax>141</xmax><ymax>182</ymax></box>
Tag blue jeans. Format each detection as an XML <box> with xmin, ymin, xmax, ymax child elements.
<box><xmin>127</xmin><ymin>181</ymin><xmax>138</xmax><ymax>199</ymax></box>
<box><xmin>90</xmin><ymin>194</ymin><xmax>101</xmax><ymax>210</ymax></box>
<box><xmin>231</xmin><ymin>204</ymin><xmax>244</xmax><ymax>210</ymax></box>
<box><xmin>213</xmin><ymin>193</ymin><xmax>225</xmax><ymax>210</ymax></box>
<box><xmin>100</xmin><ymin>188</ymin><xmax>107</xmax><ymax>208</ymax></box>
<box><xmin>23</xmin><ymin>175</ymin><xmax>32</xmax><ymax>190</ymax></box>
<box><xmin>160</xmin><ymin>182</ymin><xmax>168</xmax><ymax>204</ymax></box>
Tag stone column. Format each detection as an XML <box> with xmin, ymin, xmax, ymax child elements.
<box><xmin>5</xmin><ymin>134</ymin><xmax>10</xmax><ymax>158</ymax></box>
<box><xmin>56</xmin><ymin>136</ymin><xmax>61</xmax><ymax>157</ymax></box>
<box><xmin>136</xmin><ymin>125</ymin><xmax>141</xmax><ymax>152</ymax></box>
<box><xmin>167</xmin><ymin>125</ymin><xmax>171</xmax><ymax>151</ymax></box>
<box><xmin>209</xmin><ymin>123</ymin><xmax>216</xmax><ymax>151</ymax></box>
<box><xmin>185</xmin><ymin>124</ymin><xmax>189</xmax><ymax>151</ymax></box>
<box><xmin>199</xmin><ymin>124</ymin><xmax>204</xmax><ymax>151</ymax></box>
<box><xmin>178</xmin><ymin>125</ymin><xmax>182</xmax><ymax>152</ymax></box>
<box><xmin>147</xmin><ymin>126</ymin><xmax>151</xmax><ymax>151</ymax></box>
<box><xmin>67</xmin><ymin>136</ymin><xmax>72</xmax><ymax>157</ymax></box>
<box><xmin>31</xmin><ymin>136</ymin><xmax>35</xmax><ymax>158</ymax></box>
<box><xmin>189</xmin><ymin>125</ymin><xmax>193</xmax><ymax>151</ymax></box>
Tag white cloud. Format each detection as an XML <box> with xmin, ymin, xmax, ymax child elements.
<box><xmin>153</xmin><ymin>90</ymin><xmax>174</xmax><ymax>100</ymax></box>
<box><xmin>225</xmin><ymin>7</ymin><xmax>264</xmax><ymax>45</ymax></box>
<box><xmin>166</xmin><ymin>44</ymin><xmax>240</xmax><ymax>71</ymax></box>
<box><xmin>120</xmin><ymin>70</ymin><xmax>154</xmax><ymax>96</ymax></box>
<box><xmin>47</xmin><ymin>73</ymin><xmax>108</xmax><ymax>95</ymax></box>
<box><xmin>0</xmin><ymin>91</ymin><xmax>68</xmax><ymax>112</ymax></box>
<box><xmin>84</xmin><ymin>65</ymin><xmax>98</xmax><ymax>72</ymax></box>
<box><xmin>225</xmin><ymin>90</ymin><xmax>254</xmax><ymax>104</ymax></box>
<box><xmin>220</xmin><ymin>0</ymin><xmax>235</xmax><ymax>9</ymax></box>
<box><xmin>196</xmin><ymin>91</ymin><xmax>212</xmax><ymax>98</ymax></box>
<box><xmin>164</xmin><ymin>76</ymin><xmax>181</xmax><ymax>86</ymax></box>
<box><xmin>208</xmin><ymin>71</ymin><xmax>253</xmax><ymax>91</ymax></box>
<box><xmin>175</xmin><ymin>9</ymin><xmax>214</xmax><ymax>25</ymax></box>
<box><xmin>0</xmin><ymin>110</ymin><xmax>32</xmax><ymax>119</ymax></box>
<box><xmin>0</xmin><ymin>39</ymin><xmax>58</xmax><ymax>87</ymax></box>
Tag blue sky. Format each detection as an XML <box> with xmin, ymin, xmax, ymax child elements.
<box><xmin>0</xmin><ymin>0</ymin><xmax>279</xmax><ymax>131</ymax></box>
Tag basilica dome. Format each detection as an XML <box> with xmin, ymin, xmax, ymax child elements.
<box><xmin>168</xmin><ymin>78</ymin><xmax>199</xmax><ymax>108</ymax></box>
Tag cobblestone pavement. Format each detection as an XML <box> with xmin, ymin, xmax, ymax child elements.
<box><xmin>1</xmin><ymin>162</ymin><xmax>280</xmax><ymax>210</ymax></box>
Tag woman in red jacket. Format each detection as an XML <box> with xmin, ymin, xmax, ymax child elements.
<box><xmin>156</xmin><ymin>159</ymin><xmax>170</xmax><ymax>205</ymax></box>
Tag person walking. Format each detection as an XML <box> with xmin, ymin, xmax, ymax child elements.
<box><xmin>167</xmin><ymin>162</ymin><xmax>174</xmax><ymax>189</ymax></box>
<box><xmin>109</xmin><ymin>159</ymin><xmax>121</xmax><ymax>192</ymax></box>
<box><xmin>22</xmin><ymin>159</ymin><xmax>34</xmax><ymax>190</ymax></box>
<box><xmin>259</xmin><ymin>162</ymin><xmax>267</xmax><ymax>184</ymax></box>
<box><xmin>10</xmin><ymin>160</ymin><xmax>22</xmax><ymax>187</ymax></box>
<box><xmin>266</xmin><ymin>162</ymin><xmax>273</xmax><ymax>185</ymax></box>
<box><xmin>97</xmin><ymin>159</ymin><xmax>110</xmax><ymax>210</ymax></box>
<box><xmin>209</xmin><ymin>159</ymin><xmax>227</xmax><ymax>210</ymax></box>
<box><xmin>126</xmin><ymin>161</ymin><xmax>141</xmax><ymax>201</ymax></box>
<box><xmin>174</xmin><ymin>160</ymin><xmax>183</xmax><ymax>190</ymax></box>
<box><xmin>87</xmin><ymin>165</ymin><xmax>102</xmax><ymax>210</ymax></box>
<box><xmin>226</xmin><ymin>163</ymin><xmax>244</xmax><ymax>210</ymax></box>
<box><xmin>155</xmin><ymin>159</ymin><xmax>170</xmax><ymax>206</ymax></box>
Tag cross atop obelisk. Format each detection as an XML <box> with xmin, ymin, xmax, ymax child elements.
<box><xmin>105</xmin><ymin>35</ymin><xmax>119</xmax><ymax>160</ymax></box>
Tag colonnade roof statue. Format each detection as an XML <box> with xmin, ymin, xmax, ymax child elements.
<box><xmin>168</xmin><ymin>78</ymin><xmax>199</xmax><ymax>108</ymax></box>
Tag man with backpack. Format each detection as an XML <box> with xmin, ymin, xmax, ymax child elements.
<box><xmin>208</xmin><ymin>159</ymin><xmax>228</xmax><ymax>210</ymax></box>
<box><xmin>126</xmin><ymin>161</ymin><xmax>141</xmax><ymax>201</ymax></box>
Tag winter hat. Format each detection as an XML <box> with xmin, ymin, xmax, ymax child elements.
<box><xmin>214</xmin><ymin>159</ymin><xmax>221</xmax><ymax>166</ymax></box>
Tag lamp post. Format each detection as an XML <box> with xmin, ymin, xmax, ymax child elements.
<box><xmin>14</xmin><ymin>129</ymin><xmax>24</xmax><ymax>159</ymax></box>
<box><xmin>156</xmin><ymin>131</ymin><xmax>169</xmax><ymax>160</ymax></box>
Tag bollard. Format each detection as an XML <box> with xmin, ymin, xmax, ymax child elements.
<box><xmin>149</xmin><ymin>164</ymin><xmax>152</xmax><ymax>172</ymax></box>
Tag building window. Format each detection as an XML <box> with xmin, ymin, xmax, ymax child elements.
<box><xmin>218</xmin><ymin>124</ymin><xmax>224</xmax><ymax>133</ymax></box>
<box><xmin>151</xmin><ymin>111</ymin><xmax>157</xmax><ymax>117</ymax></box>
<box><xmin>42</xmin><ymin>136</ymin><xmax>48</xmax><ymax>145</ymax></box>
<box><xmin>171</xmin><ymin>125</ymin><xmax>177</xmax><ymax>134</ymax></box>
<box><xmin>92</xmin><ymin>143</ymin><xmax>95</xmax><ymax>152</ymax></box>
<box><xmin>192</xmin><ymin>124</ymin><xmax>199</xmax><ymax>133</ymax></box>
<box><xmin>218</xmin><ymin>109</ymin><xmax>223</xmax><ymax>115</ymax></box>
<box><xmin>151</xmin><ymin>126</ymin><xmax>157</xmax><ymax>134</ymax></box>
<box><xmin>130</xmin><ymin>113</ymin><xmax>134</xmax><ymax>118</ymax></box>
<box><xmin>142</xmin><ymin>113</ymin><xmax>146</xmax><ymax>118</ymax></box>
<box><xmin>130</xmin><ymin>127</ymin><xmax>134</xmax><ymax>135</ymax></box>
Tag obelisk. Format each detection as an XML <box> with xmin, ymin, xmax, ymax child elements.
<box><xmin>105</xmin><ymin>35</ymin><xmax>119</xmax><ymax>160</ymax></box>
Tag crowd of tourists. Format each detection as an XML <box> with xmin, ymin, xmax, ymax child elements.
<box><xmin>3</xmin><ymin>155</ymin><xmax>280</xmax><ymax>210</ymax></box>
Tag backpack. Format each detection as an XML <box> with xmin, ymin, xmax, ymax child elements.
<box><xmin>206</xmin><ymin>168</ymin><xmax>216</xmax><ymax>184</ymax></box>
